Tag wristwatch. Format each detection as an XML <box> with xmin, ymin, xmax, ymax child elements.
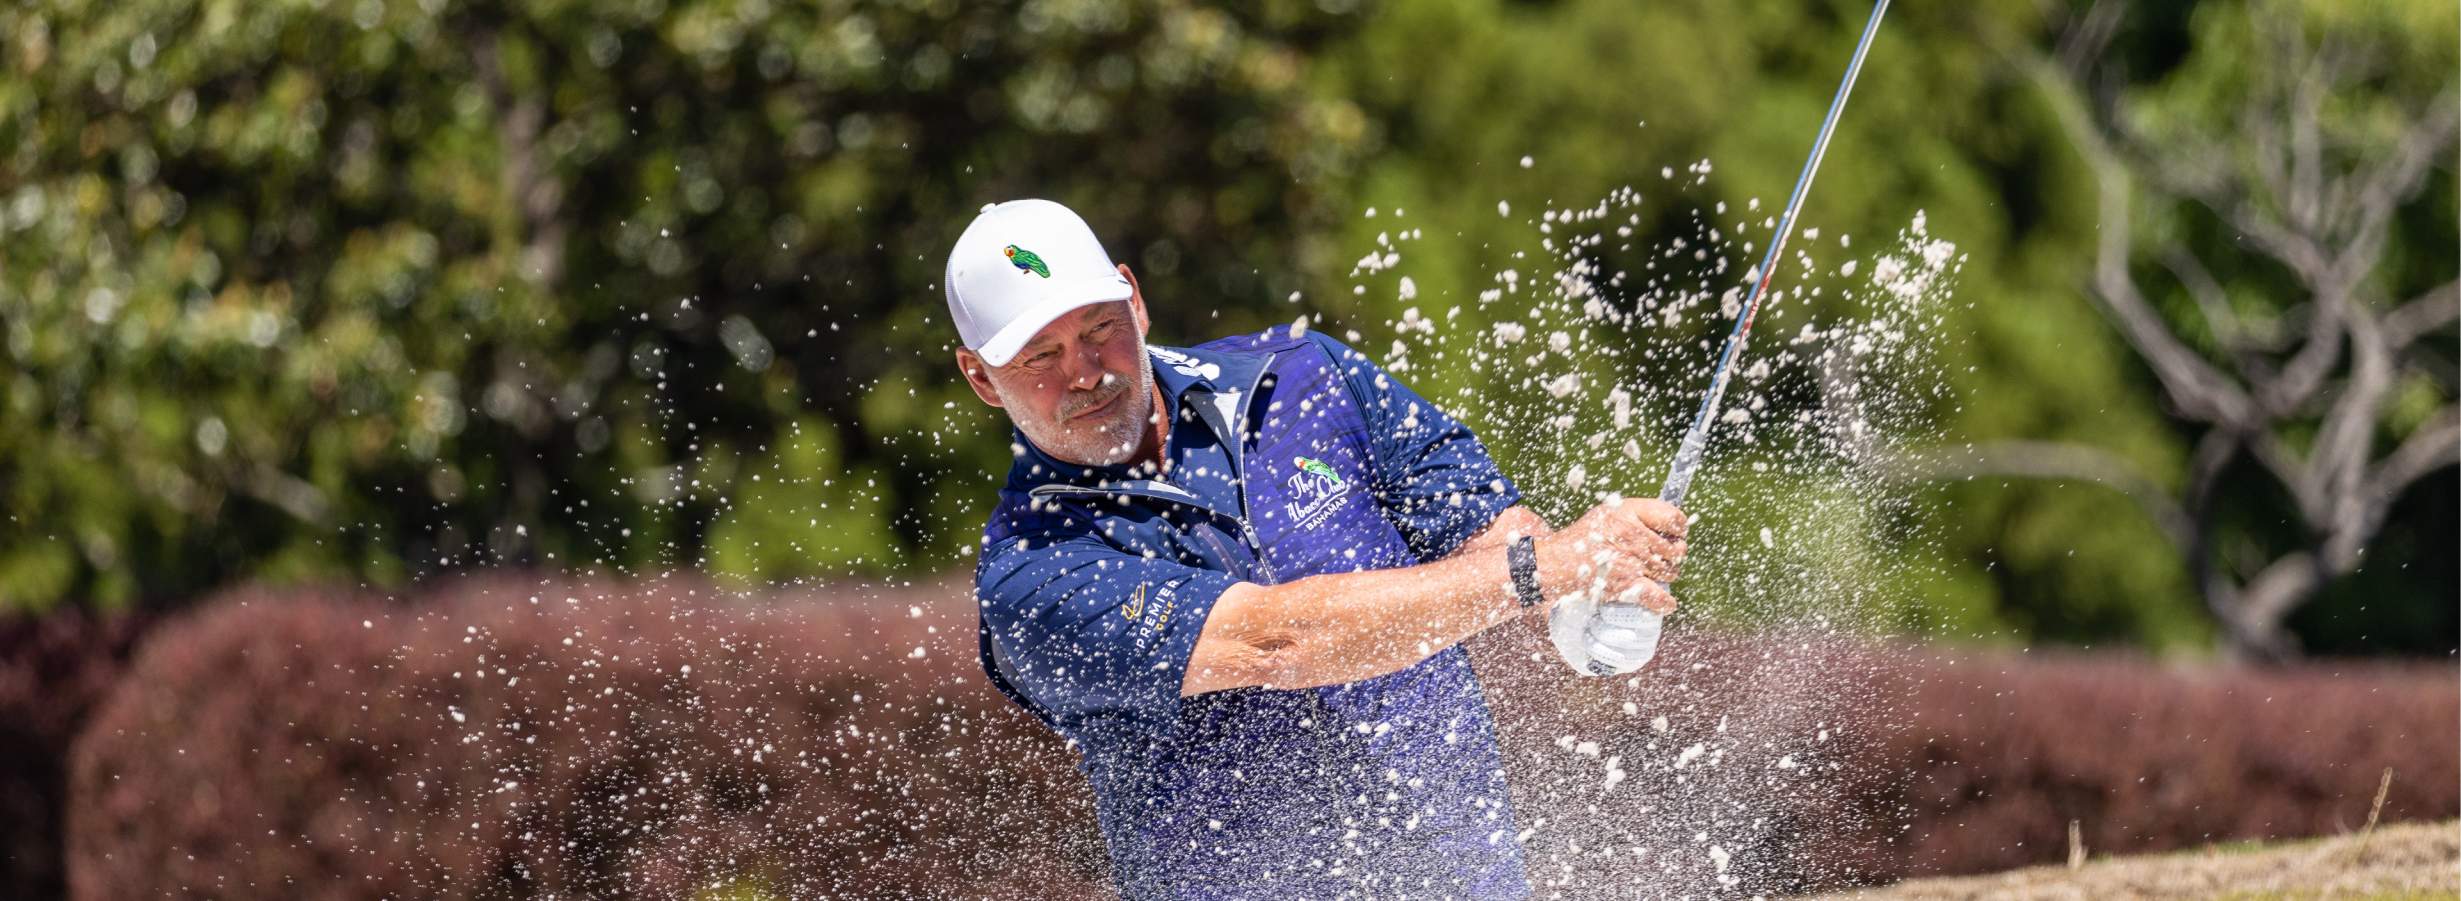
<box><xmin>1508</xmin><ymin>535</ymin><xmax>1544</xmax><ymax>608</ymax></box>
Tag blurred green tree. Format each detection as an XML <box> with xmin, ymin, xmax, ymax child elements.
<box><xmin>0</xmin><ymin>0</ymin><xmax>2449</xmax><ymax>658</ymax></box>
<box><xmin>0</xmin><ymin>0</ymin><xmax>1375</xmax><ymax>607</ymax></box>
<box><xmin>2002</xmin><ymin>0</ymin><xmax>2457</xmax><ymax>659</ymax></box>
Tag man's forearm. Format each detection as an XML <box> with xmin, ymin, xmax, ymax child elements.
<box><xmin>1182</xmin><ymin>505</ymin><xmax>1550</xmax><ymax>695</ymax></box>
<box><xmin>1453</xmin><ymin>505</ymin><xmax>1550</xmax><ymax>555</ymax></box>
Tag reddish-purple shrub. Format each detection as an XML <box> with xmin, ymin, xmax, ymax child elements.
<box><xmin>66</xmin><ymin>577</ymin><xmax>1107</xmax><ymax>899</ymax></box>
<box><xmin>61</xmin><ymin>578</ymin><xmax>2458</xmax><ymax>898</ymax></box>
<box><xmin>1831</xmin><ymin>648</ymin><xmax>2459</xmax><ymax>880</ymax></box>
<box><xmin>0</xmin><ymin>610</ymin><xmax>151</xmax><ymax>898</ymax></box>
<box><xmin>1458</xmin><ymin>628</ymin><xmax>2457</xmax><ymax>893</ymax></box>
<box><xmin>1474</xmin><ymin>632</ymin><xmax>2458</xmax><ymax>892</ymax></box>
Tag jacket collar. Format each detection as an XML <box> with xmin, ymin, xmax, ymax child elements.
<box><xmin>1005</xmin><ymin>342</ymin><xmax>1272</xmax><ymax>493</ymax></box>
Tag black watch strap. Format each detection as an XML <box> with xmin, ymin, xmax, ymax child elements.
<box><xmin>1508</xmin><ymin>535</ymin><xmax>1544</xmax><ymax>608</ymax></box>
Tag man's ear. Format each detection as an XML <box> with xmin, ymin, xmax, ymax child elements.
<box><xmin>1120</xmin><ymin>263</ymin><xmax>1151</xmax><ymax>337</ymax></box>
<box><xmin>955</xmin><ymin>347</ymin><xmax>1004</xmax><ymax>408</ymax></box>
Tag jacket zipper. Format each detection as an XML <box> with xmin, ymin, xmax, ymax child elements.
<box><xmin>1237</xmin><ymin>518</ymin><xmax>1276</xmax><ymax>585</ymax></box>
<box><xmin>1222</xmin><ymin>360</ymin><xmax>1276</xmax><ymax>585</ymax></box>
<box><xmin>1028</xmin><ymin>351</ymin><xmax>1281</xmax><ymax>585</ymax></box>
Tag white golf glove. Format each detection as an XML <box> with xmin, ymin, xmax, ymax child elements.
<box><xmin>1549</xmin><ymin>589</ymin><xmax>1665</xmax><ymax>677</ymax></box>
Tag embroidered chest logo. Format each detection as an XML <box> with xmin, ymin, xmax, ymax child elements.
<box><xmin>1284</xmin><ymin>455</ymin><xmax>1351</xmax><ymax>530</ymax></box>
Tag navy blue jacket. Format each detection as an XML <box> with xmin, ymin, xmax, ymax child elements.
<box><xmin>975</xmin><ymin>330</ymin><xmax>1530</xmax><ymax>899</ymax></box>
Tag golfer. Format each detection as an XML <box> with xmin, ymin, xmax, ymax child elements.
<box><xmin>948</xmin><ymin>199</ymin><xmax>1686</xmax><ymax>899</ymax></box>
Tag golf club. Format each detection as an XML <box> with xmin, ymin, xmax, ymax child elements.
<box><xmin>1556</xmin><ymin>0</ymin><xmax>1894</xmax><ymax>676</ymax></box>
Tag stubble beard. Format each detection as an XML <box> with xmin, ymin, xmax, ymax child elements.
<box><xmin>1007</xmin><ymin>343</ymin><xmax>1155</xmax><ymax>467</ymax></box>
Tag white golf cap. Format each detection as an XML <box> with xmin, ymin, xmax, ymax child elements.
<box><xmin>944</xmin><ymin>198</ymin><xmax>1134</xmax><ymax>367</ymax></box>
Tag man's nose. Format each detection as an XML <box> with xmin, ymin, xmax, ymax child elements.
<box><xmin>1064</xmin><ymin>342</ymin><xmax>1109</xmax><ymax>390</ymax></box>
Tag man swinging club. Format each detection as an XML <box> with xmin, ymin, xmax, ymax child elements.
<box><xmin>949</xmin><ymin>199</ymin><xmax>1686</xmax><ymax>898</ymax></box>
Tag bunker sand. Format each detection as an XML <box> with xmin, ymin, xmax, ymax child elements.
<box><xmin>1814</xmin><ymin>819</ymin><xmax>2459</xmax><ymax>900</ymax></box>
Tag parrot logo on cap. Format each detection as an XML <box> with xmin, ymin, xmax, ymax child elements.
<box><xmin>1004</xmin><ymin>245</ymin><xmax>1051</xmax><ymax>278</ymax></box>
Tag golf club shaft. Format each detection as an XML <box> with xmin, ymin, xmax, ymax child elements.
<box><xmin>1658</xmin><ymin>0</ymin><xmax>1890</xmax><ymax>508</ymax></box>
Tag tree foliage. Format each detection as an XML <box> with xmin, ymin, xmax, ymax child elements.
<box><xmin>2014</xmin><ymin>0</ymin><xmax>2459</xmax><ymax>658</ymax></box>
<box><xmin>1</xmin><ymin>0</ymin><xmax>2450</xmax><ymax>655</ymax></box>
<box><xmin>2</xmin><ymin>0</ymin><xmax>1373</xmax><ymax>604</ymax></box>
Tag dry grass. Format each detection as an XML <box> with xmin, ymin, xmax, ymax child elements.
<box><xmin>1811</xmin><ymin>819</ymin><xmax>2459</xmax><ymax>900</ymax></box>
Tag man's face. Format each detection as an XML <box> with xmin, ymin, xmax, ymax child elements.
<box><xmin>959</xmin><ymin>270</ymin><xmax>1156</xmax><ymax>467</ymax></box>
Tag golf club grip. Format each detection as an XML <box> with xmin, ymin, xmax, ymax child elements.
<box><xmin>1658</xmin><ymin>427</ymin><xmax>1708</xmax><ymax>509</ymax></box>
<box><xmin>1654</xmin><ymin>438</ymin><xmax>1699</xmax><ymax>614</ymax></box>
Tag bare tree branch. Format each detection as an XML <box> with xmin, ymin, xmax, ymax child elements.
<box><xmin>2024</xmin><ymin>6</ymin><xmax>2454</xmax><ymax>660</ymax></box>
<box><xmin>2160</xmin><ymin>247</ymin><xmax>2274</xmax><ymax>377</ymax></box>
<box><xmin>2310</xmin><ymin>306</ymin><xmax>2398</xmax><ymax>538</ymax></box>
<box><xmin>2385</xmin><ymin>279</ymin><xmax>2460</xmax><ymax>348</ymax></box>
<box><xmin>2284</xmin><ymin>35</ymin><xmax>2328</xmax><ymax>236</ymax></box>
<box><xmin>2367</xmin><ymin>407</ymin><xmax>2461</xmax><ymax>507</ymax></box>
<box><xmin>2032</xmin><ymin>59</ymin><xmax>2259</xmax><ymax>427</ymax></box>
<box><xmin>476</xmin><ymin>33</ymin><xmax>568</xmax><ymax>294</ymax></box>
<box><xmin>2248</xmin><ymin>430</ymin><xmax>2326</xmax><ymax>523</ymax></box>
<box><xmin>2336</xmin><ymin>92</ymin><xmax>2460</xmax><ymax>285</ymax></box>
<box><xmin>2261</xmin><ymin>281</ymin><xmax>2349</xmax><ymax>418</ymax></box>
<box><xmin>2053</xmin><ymin>0</ymin><xmax>2124</xmax><ymax>83</ymax></box>
<box><xmin>2228</xmin><ymin>550</ymin><xmax>2322</xmax><ymax>660</ymax></box>
<box><xmin>237</xmin><ymin>463</ymin><xmax>331</xmax><ymax>525</ymax></box>
<box><xmin>1877</xmin><ymin>441</ymin><xmax>2192</xmax><ymax>548</ymax></box>
<box><xmin>2211</xmin><ymin>196</ymin><xmax>2337</xmax><ymax>284</ymax></box>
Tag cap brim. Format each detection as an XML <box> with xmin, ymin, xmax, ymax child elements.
<box><xmin>972</xmin><ymin>275</ymin><xmax>1135</xmax><ymax>367</ymax></box>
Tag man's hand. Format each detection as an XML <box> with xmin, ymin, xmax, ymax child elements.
<box><xmin>1182</xmin><ymin>502</ymin><xmax>1685</xmax><ymax>696</ymax></box>
<box><xmin>1534</xmin><ymin>497</ymin><xmax>1686</xmax><ymax>614</ymax></box>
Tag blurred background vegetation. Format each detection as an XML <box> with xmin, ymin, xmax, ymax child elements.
<box><xmin>1</xmin><ymin>0</ymin><xmax>2452</xmax><ymax>657</ymax></box>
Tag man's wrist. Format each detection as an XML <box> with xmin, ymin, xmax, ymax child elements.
<box><xmin>1507</xmin><ymin>534</ymin><xmax>1545</xmax><ymax>609</ymax></box>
